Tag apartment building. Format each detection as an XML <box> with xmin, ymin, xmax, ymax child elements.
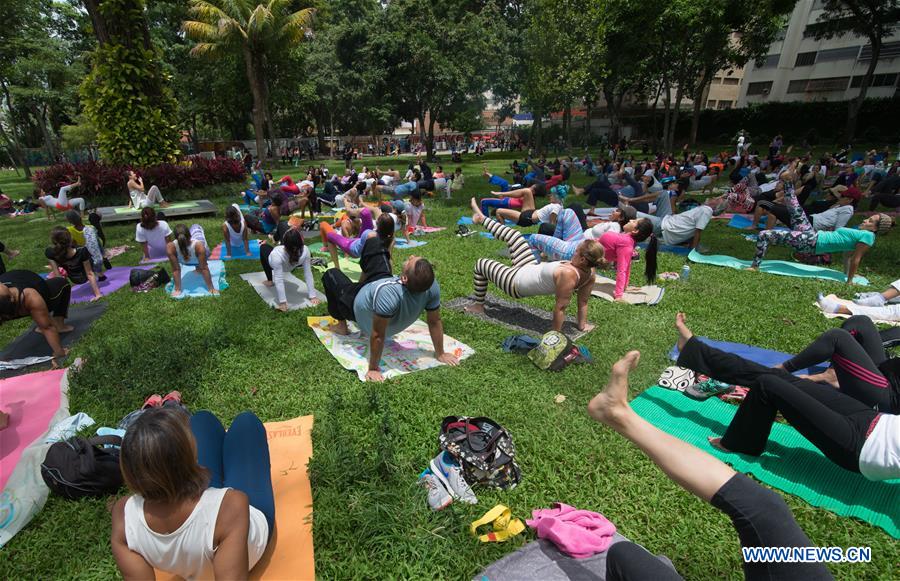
<box><xmin>705</xmin><ymin>67</ymin><xmax>745</xmax><ymax>110</ymax></box>
<box><xmin>738</xmin><ymin>0</ymin><xmax>900</xmax><ymax>106</ymax></box>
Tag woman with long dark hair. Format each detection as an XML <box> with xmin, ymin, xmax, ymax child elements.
<box><xmin>259</xmin><ymin>227</ymin><xmax>319</xmax><ymax>312</ymax></box>
<box><xmin>222</xmin><ymin>204</ymin><xmax>250</xmax><ymax>258</ymax></box>
<box><xmin>167</xmin><ymin>224</ymin><xmax>215</xmax><ymax>298</ymax></box>
<box><xmin>136</xmin><ymin>207</ymin><xmax>174</xmax><ymax>261</ymax></box>
<box><xmin>45</xmin><ymin>227</ymin><xmax>103</xmax><ymax>302</ymax></box>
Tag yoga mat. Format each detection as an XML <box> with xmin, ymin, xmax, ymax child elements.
<box><xmin>445</xmin><ymin>294</ymin><xmax>590</xmax><ymax>340</ymax></box>
<box><xmin>668</xmin><ymin>337</ymin><xmax>827</xmax><ymax>376</ymax></box>
<box><xmin>0</xmin><ymin>368</ymin><xmax>70</xmax><ymax>548</ymax></box>
<box><xmin>240</xmin><ymin>272</ymin><xmax>324</xmax><ymax>310</ymax></box>
<box><xmin>688</xmin><ymin>249</ymin><xmax>870</xmax><ymax>285</ymax></box>
<box><xmin>69</xmin><ymin>267</ymin><xmax>149</xmax><ymax>304</ymax></box>
<box><xmin>394</xmin><ymin>239</ymin><xmax>427</xmax><ymax>249</ymax></box>
<box><xmin>113</xmin><ymin>200</ymin><xmax>199</xmax><ymax>214</ymax></box>
<box><xmin>157</xmin><ymin>415</ymin><xmax>316</xmax><ymax>581</ymax></box>
<box><xmin>164</xmin><ymin>260</ymin><xmax>228</xmax><ymax>298</ymax></box>
<box><xmin>307</xmin><ymin>316</ymin><xmax>474</xmax><ymax>381</ymax></box>
<box><xmin>98</xmin><ymin>200</ymin><xmax>216</xmax><ymax>223</ymax></box>
<box><xmin>476</xmin><ymin>536</ymin><xmax>675</xmax><ymax>581</ymax></box>
<box><xmin>209</xmin><ymin>239</ymin><xmax>262</xmax><ymax>261</ymax></box>
<box><xmin>638</xmin><ymin>241</ymin><xmax>691</xmax><ymax>256</ymax></box>
<box><xmin>411</xmin><ymin>226</ymin><xmax>445</xmax><ymax>234</ymax></box>
<box><xmin>632</xmin><ymin>386</ymin><xmax>900</xmax><ymax>538</ymax></box>
<box><xmin>591</xmin><ymin>275</ymin><xmax>664</xmax><ymax>305</ymax></box>
<box><xmin>815</xmin><ymin>295</ymin><xmax>900</xmax><ymax>327</ymax></box>
<box><xmin>0</xmin><ymin>302</ymin><xmax>108</xmax><ymax>379</ymax></box>
<box><xmin>727</xmin><ymin>214</ymin><xmax>789</xmax><ymax>231</ymax></box>
<box><xmin>457</xmin><ymin>216</ymin><xmax>474</xmax><ymax>225</ymax></box>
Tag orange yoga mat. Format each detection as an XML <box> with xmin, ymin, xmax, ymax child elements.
<box><xmin>158</xmin><ymin>415</ymin><xmax>315</xmax><ymax>580</ymax></box>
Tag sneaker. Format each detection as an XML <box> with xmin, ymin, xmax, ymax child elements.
<box><xmin>418</xmin><ymin>469</ymin><xmax>452</xmax><ymax>511</ymax></box>
<box><xmin>430</xmin><ymin>452</ymin><xmax>478</xmax><ymax>504</ymax></box>
<box><xmin>684</xmin><ymin>377</ymin><xmax>735</xmax><ymax>400</ymax></box>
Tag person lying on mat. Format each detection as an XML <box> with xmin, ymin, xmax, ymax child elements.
<box><xmin>586</xmin><ymin>350</ymin><xmax>833</xmax><ymax>581</ymax></box>
<box><xmin>111</xmin><ymin>407</ymin><xmax>274</xmax><ymax>580</ymax></box>
<box><xmin>528</xmin><ymin>206</ymin><xmax>658</xmax><ymax>300</ymax></box>
<box><xmin>65</xmin><ymin>211</ymin><xmax>107</xmax><ymax>279</ymax></box>
<box><xmin>136</xmin><ymin>208</ymin><xmax>174</xmax><ymax>262</ymax></box>
<box><xmin>322</xmin><ymin>254</ymin><xmax>457</xmax><ymax>382</ymax></box>
<box><xmin>244</xmin><ymin>192</ymin><xmax>284</xmax><ymax>235</ymax></box>
<box><xmin>494</xmin><ymin>185</ymin><xmax>567</xmax><ymax>230</ymax></box>
<box><xmin>222</xmin><ymin>204</ymin><xmax>251</xmax><ymax>258</ymax></box>
<box><xmin>477</xmin><ymin>182</ymin><xmax>546</xmax><ymax>218</ymax></box>
<box><xmin>769</xmin><ymin>315</ymin><xmax>900</xmax><ymax>414</ymax></box>
<box><xmin>673</xmin><ymin>312</ymin><xmax>899</xmax><ymax>482</ymax></box>
<box><xmin>0</xmin><ymin>270</ymin><xmax>71</xmax><ymax>366</ymax></box>
<box><xmin>581</xmin><ymin>204</ymin><xmax>636</xmax><ymax>239</ymax></box>
<box><xmin>168</xmin><ymin>224</ymin><xmax>217</xmax><ymax>298</ymax></box>
<box><xmin>464</xmin><ymin>199</ymin><xmax>600</xmax><ymax>328</ymax></box>
<box><xmin>127</xmin><ymin>171</ymin><xmax>168</xmax><ymax>209</ymax></box>
<box><xmin>260</xmin><ymin>227</ymin><xmax>319</xmax><ymax>312</ymax></box>
<box><xmin>46</xmin><ymin>227</ymin><xmax>104</xmax><ymax>302</ymax></box>
<box><xmin>319</xmin><ymin>208</ymin><xmax>396</xmax><ymax>270</ymax></box>
<box><xmin>817</xmin><ymin>278</ymin><xmax>900</xmax><ymax>322</ymax></box>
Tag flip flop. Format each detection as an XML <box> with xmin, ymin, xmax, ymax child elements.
<box><xmin>162</xmin><ymin>391</ymin><xmax>182</xmax><ymax>406</ymax></box>
<box><xmin>142</xmin><ymin>394</ymin><xmax>163</xmax><ymax>409</ymax></box>
<box><xmin>470</xmin><ymin>504</ymin><xmax>525</xmax><ymax>543</ymax></box>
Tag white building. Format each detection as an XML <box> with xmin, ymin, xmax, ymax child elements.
<box><xmin>738</xmin><ymin>0</ymin><xmax>900</xmax><ymax>106</ymax></box>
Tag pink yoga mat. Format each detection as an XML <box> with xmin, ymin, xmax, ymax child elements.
<box><xmin>0</xmin><ymin>369</ymin><xmax>64</xmax><ymax>490</ymax></box>
<box><xmin>69</xmin><ymin>266</ymin><xmax>149</xmax><ymax>304</ymax></box>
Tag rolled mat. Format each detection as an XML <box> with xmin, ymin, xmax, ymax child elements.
<box><xmin>632</xmin><ymin>386</ymin><xmax>899</xmax><ymax>538</ymax></box>
<box><xmin>307</xmin><ymin>316</ymin><xmax>474</xmax><ymax>381</ymax></box>
<box><xmin>591</xmin><ymin>275</ymin><xmax>664</xmax><ymax>305</ymax></box>
<box><xmin>445</xmin><ymin>294</ymin><xmax>590</xmax><ymax>340</ymax></box>
<box><xmin>209</xmin><ymin>239</ymin><xmax>262</xmax><ymax>261</ymax></box>
<box><xmin>0</xmin><ymin>302</ymin><xmax>108</xmax><ymax>379</ymax></box>
<box><xmin>687</xmin><ymin>249</ymin><xmax>869</xmax><ymax>285</ymax></box>
<box><xmin>164</xmin><ymin>260</ymin><xmax>228</xmax><ymax>298</ymax></box>
<box><xmin>240</xmin><ymin>271</ymin><xmax>324</xmax><ymax>310</ymax></box>
<box><xmin>668</xmin><ymin>336</ymin><xmax>826</xmax><ymax>376</ymax></box>
<box><xmin>157</xmin><ymin>415</ymin><xmax>316</xmax><ymax>580</ymax></box>
<box><xmin>814</xmin><ymin>295</ymin><xmax>900</xmax><ymax>327</ymax></box>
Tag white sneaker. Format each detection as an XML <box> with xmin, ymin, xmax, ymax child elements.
<box><xmin>430</xmin><ymin>452</ymin><xmax>477</xmax><ymax>504</ymax></box>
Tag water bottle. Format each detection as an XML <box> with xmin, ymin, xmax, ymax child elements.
<box><xmin>681</xmin><ymin>264</ymin><xmax>691</xmax><ymax>281</ymax></box>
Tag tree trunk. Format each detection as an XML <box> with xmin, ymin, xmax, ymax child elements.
<box><xmin>242</xmin><ymin>47</ymin><xmax>267</xmax><ymax>162</ymax></box>
<box><xmin>531</xmin><ymin>109</ymin><xmax>543</xmax><ymax>153</ymax></box>
<box><xmin>0</xmin><ymin>80</ymin><xmax>31</xmax><ymax>178</ymax></box>
<box><xmin>650</xmin><ymin>81</ymin><xmax>663</xmax><ymax>150</ymax></box>
<box><xmin>689</xmin><ymin>72</ymin><xmax>710</xmax><ymax>146</ymax></box>
<box><xmin>564</xmin><ymin>104</ymin><xmax>572</xmax><ymax>148</ymax></box>
<box><xmin>329</xmin><ymin>109</ymin><xmax>335</xmax><ymax>159</ymax></box>
<box><xmin>603</xmin><ymin>87</ymin><xmax>620</xmax><ymax>144</ymax></box>
<box><xmin>662</xmin><ymin>79</ymin><xmax>672</xmax><ymax>151</ymax></box>
<box><xmin>584</xmin><ymin>102</ymin><xmax>591</xmax><ymax>146</ymax></box>
<box><xmin>190</xmin><ymin>113</ymin><xmax>200</xmax><ymax>154</ymax></box>
<box><xmin>35</xmin><ymin>104</ymin><xmax>58</xmax><ymax>162</ymax></box>
<box><xmin>847</xmin><ymin>37</ymin><xmax>881</xmax><ymax>142</ymax></box>
<box><xmin>426</xmin><ymin>114</ymin><xmax>436</xmax><ymax>161</ymax></box>
<box><xmin>667</xmin><ymin>86</ymin><xmax>684</xmax><ymax>152</ymax></box>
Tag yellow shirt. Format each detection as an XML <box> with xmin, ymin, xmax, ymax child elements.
<box><xmin>67</xmin><ymin>225</ymin><xmax>86</xmax><ymax>246</ymax></box>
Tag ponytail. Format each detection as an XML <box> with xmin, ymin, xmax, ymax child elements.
<box><xmin>282</xmin><ymin>227</ymin><xmax>304</xmax><ymax>263</ymax></box>
<box><xmin>49</xmin><ymin>226</ymin><xmax>72</xmax><ymax>264</ymax></box>
<box><xmin>174</xmin><ymin>224</ymin><xmax>191</xmax><ymax>259</ymax></box>
<box><xmin>376</xmin><ymin>213</ymin><xmax>395</xmax><ymax>247</ymax></box>
<box><xmin>643</xmin><ymin>235</ymin><xmax>658</xmax><ymax>284</ymax></box>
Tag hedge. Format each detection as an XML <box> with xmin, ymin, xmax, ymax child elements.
<box><xmin>32</xmin><ymin>157</ymin><xmax>246</xmax><ymax>202</ymax></box>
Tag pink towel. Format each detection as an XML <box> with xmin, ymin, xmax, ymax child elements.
<box><xmin>525</xmin><ymin>502</ymin><xmax>617</xmax><ymax>558</ymax></box>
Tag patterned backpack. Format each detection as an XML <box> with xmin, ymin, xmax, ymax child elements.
<box><xmin>439</xmin><ymin>416</ymin><xmax>521</xmax><ymax>490</ymax></box>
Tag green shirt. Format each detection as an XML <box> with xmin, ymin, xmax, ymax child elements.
<box><xmin>815</xmin><ymin>227</ymin><xmax>875</xmax><ymax>254</ymax></box>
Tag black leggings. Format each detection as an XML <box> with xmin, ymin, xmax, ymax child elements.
<box><xmin>868</xmin><ymin>191</ymin><xmax>900</xmax><ymax>211</ymax></box>
<box><xmin>260</xmin><ymin>243</ymin><xmax>274</xmax><ymax>282</ymax></box>
<box><xmin>322</xmin><ymin>268</ymin><xmax>356</xmax><ymax>322</ymax></box>
<box><xmin>783</xmin><ymin>318</ymin><xmax>898</xmax><ymax>412</ymax></box>
<box><xmin>44</xmin><ymin>277</ymin><xmax>71</xmax><ymax>319</ymax></box>
<box><xmin>607</xmin><ymin>474</ymin><xmax>831</xmax><ymax>581</ymax></box>
<box><xmin>585</xmin><ymin>181</ymin><xmax>618</xmax><ymax>208</ymax></box>
<box><xmin>678</xmin><ymin>338</ymin><xmax>877</xmax><ymax>473</ymax></box>
<box><xmin>756</xmin><ymin>200</ymin><xmax>792</xmax><ymax>229</ymax></box>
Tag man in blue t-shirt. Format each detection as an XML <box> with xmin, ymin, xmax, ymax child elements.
<box><xmin>325</xmin><ymin>254</ymin><xmax>459</xmax><ymax>382</ymax></box>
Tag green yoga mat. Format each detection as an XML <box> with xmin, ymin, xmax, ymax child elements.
<box><xmin>113</xmin><ymin>201</ymin><xmax>199</xmax><ymax>214</ymax></box>
<box><xmin>687</xmin><ymin>249</ymin><xmax>870</xmax><ymax>285</ymax></box>
<box><xmin>632</xmin><ymin>386</ymin><xmax>899</xmax><ymax>538</ymax></box>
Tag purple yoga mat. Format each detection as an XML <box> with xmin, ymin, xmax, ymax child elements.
<box><xmin>70</xmin><ymin>266</ymin><xmax>150</xmax><ymax>303</ymax></box>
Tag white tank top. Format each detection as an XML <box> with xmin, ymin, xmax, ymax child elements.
<box><xmin>515</xmin><ymin>262</ymin><xmax>563</xmax><ymax>297</ymax></box>
<box><xmin>123</xmin><ymin>488</ymin><xmax>269</xmax><ymax>580</ymax></box>
<box><xmin>225</xmin><ymin>212</ymin><xmax>246</xmax><ymax>247</ymax></box>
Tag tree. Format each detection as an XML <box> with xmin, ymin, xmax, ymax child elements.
<box><xmin>81</xmin><ymin>0</ymin><xmax>181</xmax><ymax>165</ymax></box>
<box><xmin>808</xmin><ymin>0</ymin><xmax>900</xmax><ymax>140</ymax></box>
<box><xmin>183</xmin><ymin>0</ymin><xmax>315</xmax><ymax>160</ymax></box>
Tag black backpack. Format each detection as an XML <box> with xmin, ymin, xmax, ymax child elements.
<box><xmin>40</xmin><ymin>435</ymin><xmax>124</xmax><ymax>500</ymax></box>
<box><xmin>130</xmin><ymin>267</ymin><xmax>170</xmax><ymax>291</ymax></box>
<box><xmin>439</xmin><ymin>416</ymin><xmax>521</xmax><ymax>490</ymax></box>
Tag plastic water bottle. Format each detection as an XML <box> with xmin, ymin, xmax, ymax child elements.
<box><xmin>681</xmin><ymin>264</ymin><xmax>691</xmax><ymax>281</ymax></box>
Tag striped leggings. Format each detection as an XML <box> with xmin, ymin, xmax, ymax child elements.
<box><xmin>528</xmin><ymin>208</ymin><xmax>584</xmax><ymax>261</ymax></box>
<box><xmin>752</xmin><ymin>183</ymin><xmax>817</xmax><ymax>267</ymax></box>
<box><xmin>473</xmin><ymin>218</ymin><xmax>538</xmax><ymax>303</ymax></box>
<box><xmin>783</xmin><ymin>324</ymin><xmax>897</xmax><ymax>413</ymax></box>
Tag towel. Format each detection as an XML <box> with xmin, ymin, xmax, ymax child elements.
<box><xmin>526</xmin><ymin>503</ymin><xmax>617</xmax><ymax>559</ymax></box>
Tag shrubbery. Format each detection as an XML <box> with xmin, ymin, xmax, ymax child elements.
<box><xmin>33</xmin><ymin>158</ymin><xmax>246</xmax><ymax>201</ymax></box>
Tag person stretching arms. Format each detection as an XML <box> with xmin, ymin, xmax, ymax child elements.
<box><xmin>222</xmin><ymin>204</ymin><xmax>251</xmax><ymax>258</ymax></box>
<box><xmin>587</xmin><ymin>350</ymin><xmax>833</xmax><ymax>581</ymax></box>
<box><xmin>259</xmin><ymin>227</ymin><xmax>319</xmax><ymax>312</ymax></box>
<box><xmin>167</xmin><ymin>224</ymin><xmax>216</xmax><ymax>297</ymax></box>
<box><xmin>465</xmin><ymin>199</ymin><xmax>599</xmax><ymax>331</ymax></box>
<box><xmin>45</xmin><ymin>228</ymin><xmax>103</xmax><ymax>302</ymax></box>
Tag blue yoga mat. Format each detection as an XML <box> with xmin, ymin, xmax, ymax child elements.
<box><xmin>216</xmin><ymin>239</ymin><xmax>261</xmax><ymax>261</ymax></box>
<box><xmin>395</xmin><ymin>239</ymin><xmax>427</xmax><ymax>249</ymax></box>
<box><xmin>688</xmin><ymin>249</ymin><xmax>869</xmax><ymax>285</ymax></box>
<box><xmin>164</xmin><ymin>260</ymin><xmax>228</xmax><ymax>298</ymax></box>
<box><xmin>728</xmin><ymin>214</ymin><xmax>789</xmax><ymax>231</ymax></box>
<box><xmin>669</xmin><ymin>336</ymin><xmax>827</xmax><ymax>375</ymax></box>
<box><xmin>457</xmin><ymin>216</ymin><xmax>474</xmax><ymax>225</ymax></box>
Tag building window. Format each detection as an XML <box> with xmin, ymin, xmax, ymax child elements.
<box><xmin>859</xmin><ymin>41</ymin><xmax>900</xmax><ymax>61</ymax></box>
<box><xmin>712</xmin><ymin>76</ymin><xmax>722</xmax><ymax>84</ymax></box>
<box><xmin>787</xmin><ymin>79</ymin><xmax>809</xmax><ymax>93</ymax></box>
<box><xmin>746</xmin><ymin>81</ymin><xmax>773</xmax><ymax>96</ymax></box>
<box><xmin>806</xmin><ymin>77</ymin><xmax>851</xmax><ymax>92</ymax></box>
<box><xmin>811</xmin><ymin>0</ymin><xmax>827</xmax><ymax>9</ymax></box>
<box><xmin>850</xmin><ymin>73</ymin><xmax>899</xmax><ymax>88</ymax></box>
<box><xmin>775</xmin><ymin>26</ymin><xmax>787</xmax><ymax>41</ymax></box>
<box><xmin>707</xmin><ymin>100</ymin><xmax>717</xmax><ymax>109</ymax></box>
<box><xmin>757</xmin><ymin>54</ymin><xmax>780</xmax><ymax>68</ymax></box>
<box><xmin>718</xmin><ymin>100</ymin><xmax>733</xmax><ymax>110</ymax></box>
<box><xmin>722</xmin><ymin>78</ymin><xmax>740</xmax><ymax>86</ymax></box>
<box><xmin>816</xmin><ymin>46</ymin><xmax>861</xmax><ymax>62</ymax></box>
<box><xmin>795</xmin><ymin>52</ymin><xmax>817</xmax><ymax>66</ymax></box>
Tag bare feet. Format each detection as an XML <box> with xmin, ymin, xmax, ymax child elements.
<box><xmin>56</xmin><ymin>324</ymin><xmax>75</xmax><ymax>334</ymax></box>
<box><xmin>330</xmin><ymin>320</ymin><xmax>350</xmax><ymax>335</ymax></box>
<box><xmin>469</xmin><ymin>198</ymin><xmax>485</xmax><ymax>225</ymax></box>
<box><xmin>482</xmin><ymin>165</ymin><xmax>490</xmax><ymax>178</ymax></box>
<box><xmin>262</xmin><ymin>280</ymin><xmax>274</xmax><ymax>287</ymax></box>
<box><xmin>587</xmin><ymin>350</ymin><xmax>641</xmax><ymax>428</ymax></box>
<box><xmin>160</xmin><ymin>201</ymin><xmax>171</xmax><ymax>208</ymax></box>
<box><xmin>675</xmin><ymin>312</ymin><xmax>693</xmax><ymax>351</ymax></box>
<box><xmin>708</xmin><ymin>436</ymin><xmax>732</xmax><ymax>453</ymax></box>
<box><xmin>799</xmin><ymin>367</ymin><xmax>839</xmax><ymax>388</ymax></box>
<box><xmin>464</xmin><ymin>302</ymin><xmax>486</xmax><ymax>315</ymax></box>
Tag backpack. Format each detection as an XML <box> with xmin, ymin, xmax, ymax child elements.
<box><xmin>130</xmin><ymin>267</ymin><xmax>170</xmax><ymax>292</ymax></box>
<box><xmin>439</xmin><ymin>416</ymin><xmax>521</xmax><ymax>490</ymax></box>
<box><xmin>40</xmin><ymin>435</ymin><xmax>124</xmax><ymax>500</ymax></box>
<box><xmin>528</xmin><ymin>331</ymin><xmax>588</xmax><ymax>371</ymax></box>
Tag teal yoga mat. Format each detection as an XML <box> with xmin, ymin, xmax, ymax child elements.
<box><xmin>632</xmin><ymin>386</ymin><xmax>899</xmax><ymax>538</ymax></box>
<box><xmin>687</xmin><ymin>249</ymin><xmax>870</xmax><ymax>285</ymax></box>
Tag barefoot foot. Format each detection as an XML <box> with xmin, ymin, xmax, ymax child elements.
<box><xmin>469</xmin><ymin>198</ymin><xmax>485</xmax><ymax>225</ymax></box>
<box><xmin>675</xmin><ymin>312</ymin><xmax>693</xmax><ymax>351</ymax></box>
<box><xmin>56</xmin><ymin>324</ymin><xmax>75</xmax><ymax>333</ymax></box>
<box><xmin>587</xmin><ymin>350</ymin><xmax>641</xmax><ymax>428</ymax></box>
<box><xmin>464</xmin><ymin>303</ymin><xmax>486</xmax><ymax>315</ymax></box>
<box><xmin>330</xmin><ymin>320</ymin><xmax>350</xmax><ymax>335</ymax></box>
<box><xmin>262</xmin><ymin>280</ymin><xmax>274</xmax><ymax>287</ymax></box>
<box><xmin>708</xmin><ymin>436</ymin><xmax>732</xmax><ymax>453</ymax></box>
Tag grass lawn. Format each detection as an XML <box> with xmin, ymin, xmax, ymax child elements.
<box><xmin>0</xmin><ymin>153</ymin><xmax>897</xmax><ymax>580</ymax></box>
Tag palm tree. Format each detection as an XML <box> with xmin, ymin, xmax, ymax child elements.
<box><xmin>183</xmin><ymin>0</ymin><xmax>314</xmax><ymax>161</ymax></box>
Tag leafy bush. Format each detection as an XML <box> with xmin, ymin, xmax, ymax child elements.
<box><xmin>33</xmin><ymin>158</ymin><xmax>246</xmax><ymax>201</ymax></box>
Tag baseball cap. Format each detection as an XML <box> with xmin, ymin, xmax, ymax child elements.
<box><xmin>617</xmin><ymin>202</ymin><xmax>637</xmax><ymax>220</ymax></box>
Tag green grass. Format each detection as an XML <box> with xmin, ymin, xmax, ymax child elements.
<box><xmin>0</xmin><ymin>155</ymin><xmax>898</xmax><ymax>580</ymax></box>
